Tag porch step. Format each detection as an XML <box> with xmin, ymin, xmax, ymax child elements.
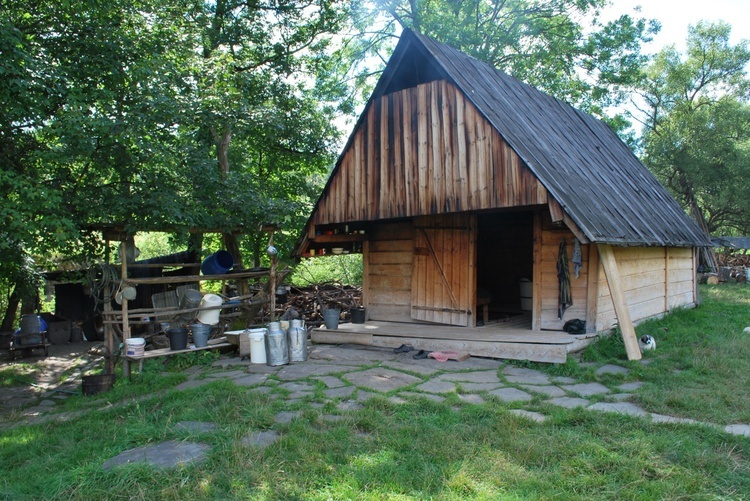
<box><xmin>311</xmin><ymin>321</ymin><xmax>583</xmax><ymax>364</ymax></box>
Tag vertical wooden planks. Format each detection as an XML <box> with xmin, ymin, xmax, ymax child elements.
<box><xmin>597</xmin><ymin>244</ymin><xmax>641</xmax><ymax>361</ymax></box>
<box><xmin>586</xmin><ymin>244</ymin><xmax>599</xmax><ymax>333</ymax></box>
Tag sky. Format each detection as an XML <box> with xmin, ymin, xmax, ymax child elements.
<box><xmin>598</xmin><ymin>0</ymin><xmax>750</xmax><ymax>53</ymax></box>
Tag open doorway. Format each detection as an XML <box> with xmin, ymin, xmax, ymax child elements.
<box><xmin>476</xmin><ymin>211</ymin><xmax>534</xmax><ymax>324</ymax></box>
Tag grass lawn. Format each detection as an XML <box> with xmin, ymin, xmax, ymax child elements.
<box><xmin>0</xmin><ymin>285</ymin><xmax>748</xmax><ymax>499</ymax></box>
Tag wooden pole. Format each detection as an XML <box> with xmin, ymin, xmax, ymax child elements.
<box><xmin>597</xmin><ymin>244</ymin><xmax>641</xmax><ymax>361</ymax></box>
<box><xmin>121</xmin><ymin>243</ymin><xmax>131</xmax><ymax>379</ymax></box>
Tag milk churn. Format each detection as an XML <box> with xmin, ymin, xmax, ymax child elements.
<box><xmin>265</xmin><ymin>321</ymin><xmax>289</xmax><ymax>366</ymax></box>
<box><xmin>287</xmin><ymin>319</ymin><xmax>308</xmax><ymax>362</ymax></box>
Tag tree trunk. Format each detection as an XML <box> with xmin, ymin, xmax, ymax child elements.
<box><xmin>1</xmin><ymin>288</ymin><xmax>20</xmax><ymax>332</ymax></box>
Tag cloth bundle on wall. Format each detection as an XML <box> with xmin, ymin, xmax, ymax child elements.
<box><xmin>557</xmin><ymin>239</ymin><xmax>572</xmax><ymax>319</ymax></box>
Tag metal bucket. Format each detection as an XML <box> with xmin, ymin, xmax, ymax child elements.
<box><xmin>287</xmin><ymin>324</ymin><xmax>308</xmax><ymax>362</ymax></box>
<box><xmin>175</xmin><ymin>289</ymin><xmax>203</xmax><ymax>325</ymax></box>
<box><xmin>322</xmin><ymin>308</ymin><xmax>340</xmax><ymax>330</ymax></box>
<box><xmin>265</xmin><ymin>324</ymin><xmax>288</xmax><ymax>366</ymax></box>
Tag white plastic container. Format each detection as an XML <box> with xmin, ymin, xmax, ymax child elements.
<box><xmin>249</xmin><ymin>328</ymin><xmax>267</xmax><ymax>364</ymax></box>
<box><xmin>125</xmin><ymin>337</ymin><xmax>146</xmax><ymax>357</ymax></box>
<box><xmin>196</xmin><ymin>294</ymin><xmax>223</xmax><ymax>325</ymax></box>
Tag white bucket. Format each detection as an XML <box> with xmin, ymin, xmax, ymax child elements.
<box><xmin>196</xmin><ymin>294</ymin><xmax>223</xmax><ymax>325</ymax></box>
<box><xmin>125</xmin><ymin>337</ymin><xmax>146</xmax><ymax>357</ymax></box>
<box><xmin>249</xmin><ymin>328</ymin><xmax>267</xmax><ymax>364</ymax></box>
<box><xmin>520</xmin><ymin>278</ymin><xmax>533</xmax><ymax>311</ymax></box>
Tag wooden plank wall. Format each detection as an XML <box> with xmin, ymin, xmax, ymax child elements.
<box><xmin>312</xmin><ymin>80</ymin><xmax>548</xmax><ymax>226</ymax></box>
<box><xmin>364</xmin><ymin>221</ymin><xmax>414</xmax><ymax>322</ymax></box>
<box><xmin>595</xmin><ymin>246</ymin><xmax>695</xmax><ymax>331</ymax></box>
<box><xmin>538</xmin><ymin>225</ymin><xmax>591</xmax><ymax>330</ymax></box>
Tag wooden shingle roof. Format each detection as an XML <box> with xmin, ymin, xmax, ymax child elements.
<box><xmin>367</xmin><ymin>29</ymin><xmax>710</xmax><ymax>247</ymax></box>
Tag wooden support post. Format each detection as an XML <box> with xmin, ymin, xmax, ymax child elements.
<box><xmin>103</xmin><ymin>285</ymin><xmax>115</xmax><ymax>375</ymax></box>
<box><xmin>121</xmin><ymin>244</ymin><xmax>131</xmax><ymax>379</ymax></box>
<box><xmin>597</xmin><ymin>244</ymin><xmax>641</xmax><ymax>361</ymax></box>
<box><xmin>585</xmin><ymin>244</ymin><xmax>599</xmax><ymax>333</ymax></box>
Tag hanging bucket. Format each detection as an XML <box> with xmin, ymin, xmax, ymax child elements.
<box><xmin>167</xmin><ymin>327</ymin><xmax>189</xmax><ymax>351</ymax></box>
<box><xmin>248</xmin><ymin>328</ymin><xmax>267</xmax><ymax>364</ymax></box>
<box><xmin>125</xmin><ymin>337</ymin><xmax>146</xmax><ymax>357</ymax></box>
<box><xmin>322</xmin><ymin>309</ymin><xmax>341</xmax><ymax>330</ymax></box>
<box><xmin>201</xmin><ymin>251</ymin><xmax>234</xmax><ymax>275</ymax></box>
<box><xmin>189</xmin><ymin>323</ymin><xmax>212</xmax><ymax>348</ymax></box>
<box><xmin>196</xmin><ymin>294</ymin><xmax>223</xmax><ymax>325</ymax></box>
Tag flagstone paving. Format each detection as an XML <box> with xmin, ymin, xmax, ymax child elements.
<box><xmin>4</xmin><ymin>341</ymin><xmax>750</xmax><ymax>470</ymax></box>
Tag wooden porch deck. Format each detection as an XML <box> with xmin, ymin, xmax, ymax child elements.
<box><xmin>311</xmin><ymin>315</ymin><xmax>597</xmax><ymax>363</ymax></box>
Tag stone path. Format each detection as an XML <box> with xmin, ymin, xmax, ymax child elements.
<box><xmin>3</xmin><ymin>342</ymin><xmax>749</xmax><ymax>469</ymax></box>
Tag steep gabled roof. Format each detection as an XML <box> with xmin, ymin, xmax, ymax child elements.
<box><xmin>365</xmin><ymin>29</ymin><xmax>708</xmax><ymax>247</ymax></box>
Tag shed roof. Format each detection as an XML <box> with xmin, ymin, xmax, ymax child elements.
<box><xmin>301</xmin><ymin>29</ymin><xmax>710</xmax><ymax>248</ymax></box>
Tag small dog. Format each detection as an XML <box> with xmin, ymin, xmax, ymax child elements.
<box><xmin>639</xmin><ymin>334</ymin><xmax>656</xmax><ymax>351</ymax></box>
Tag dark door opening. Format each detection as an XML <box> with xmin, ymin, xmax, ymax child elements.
<box><xmin>476</xmin><ymin>212</ymin><xmax>534</xmax><ymax>322</ymax></box>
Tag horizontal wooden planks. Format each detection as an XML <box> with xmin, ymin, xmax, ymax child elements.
<box><xmin>366</xmin><ymin>221</ymin><xmax>414</xmax><ymax>323</ymax></box>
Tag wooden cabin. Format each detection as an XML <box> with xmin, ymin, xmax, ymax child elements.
<box><xmin>293</xmin><ymin>29</ymin><xmax>710</xmax><ymax>362</ymax></box>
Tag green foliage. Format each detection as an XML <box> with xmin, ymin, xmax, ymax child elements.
<box><xmin>163</xmin><ymin>350</ymin><xmax>221</xmax><ymax>372</ymax></box>
<box><xmin>289</xmin><ymin>254</ymin><xmax>363</xmax><ymax>286</ymax></box>
<box><xmin>637</xmin><ymin>22</ymin><xmax>750</xmax><ymax>234</ymax></box>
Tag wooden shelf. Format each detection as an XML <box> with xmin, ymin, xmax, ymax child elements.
<box><xmin>122</xmin><ymin>338</ymin><xmax>232</xmax><ymax>361</ymax></box>
<box><xmin>311</xmin><ymin>234</ymin><xmax>365</xmax><ymax>244</ymax></box>
<box><xmin>123</xmin><ymin>269</ymin><xmax>269</xmax><ymax>285</ymax></box>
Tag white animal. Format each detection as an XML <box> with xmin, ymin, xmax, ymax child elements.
<box><xmin>639</xmin><ymin>335</ymin><xmax>656</xmax><ymax>351</ymax></box>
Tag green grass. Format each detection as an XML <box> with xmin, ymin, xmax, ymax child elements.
<box><xmin>1</xmin><ymin>284</ymin><xmax>749</xmax><ymax>499</ymax></box>
<box><xmin>0</xmin><ymin>365</ymin><xmax>35</xmax><ymax>387</ymax></box>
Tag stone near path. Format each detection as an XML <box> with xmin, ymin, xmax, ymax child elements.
<box><xmin>102</xmin><ymin>440</ymin><xmax>210</xmax><ymax>470</ymax></box>
<box><xmin>596</xmin><ymin>364</ymin><xmax>630</xmax><ymax>376</ymax></box>
<box><xmin>459</xmin><ymin>382</ymin><xmax>504</xmax><ymax>392</ymax></box>
<box><xmin>356</xmin><ymin>391</ymin><xmax>378</xmax><ymax>402</ymax></box>
<box><xmin>337</xmin><ymin>400</ymin><xmax>364</xmax><ymax>412</ymax></box>
<box><xmin>551</xmin><ymin>376</ymin><xmax>577</xmax><ymax>384</ymax></box>
<box><xmin>343</xmin><ymin>368</ymin><xmax>422</xmax><ymax>392</ymax></box>
<box><xmin>324</xmin><ymin>386</ymin><xmax>356</xmax><ymax>399</ymax></box>
<box><xmin>607</xmin><ymin>393</ymin><xmax>632</xmax><ymax>402</ymax></box>
<box><xmin>399</xmin><ymin>391</ymin><xmax>445</xmax><ymax>404</ymax></box>
<box><xmin>232</xmin><ymin>374</ymin><xmax>269</xmax><ymax>387</ymax></box>
<box><xmin>724</xmin><ymin>424</ymin><xmax>750</xmax><ymax>437</ymax></box>
<box><xmin>520</xmin><ymin>385</ymin><xmax>567</xmax><ymax>398</ymax></box>
<box><xmin>618</xmin><ymin>382</ymin><xmax>644</xmax><ymax>391</ymax></box>
<box><xmin>314</xmin><ymin>376</ymin><xmax>346</xmax><ymax>388</ymax></box>
<box><xmin>382</xmin><ymin>360</ymin><xmax>443</xmax><ymax>376</ymax></box>
<box><xmin>205</xmin><ymin>369</ymin><xmax>247</xmax><ymax>379</ymax></box>
<box><xmin>488</xmin><ymin>387</ymin><xmax>533</xmax><ymax>402</ymax></box>
<box><xmin>174</xmin><ymin>421</ymin><xmax>217</xmax><ymax>434</ymax></box>
<box><xmin>503</xmin><ymin>367</ymin><xmax>550</xmax><ymax>385</ymax></box>
<box><xmin>560</xmin><ymin>382</ymin><xmax>610</xmax><ymax>397</ymax></box>
<box><xmin>174</xmin><ymin>379</ymin><xmax>213</xmax><ymax>391</ymax></box>
<box><xmin>415</xmin><ymin>380</ymin><xmax>456</xmax><ymax>394</ymax></box>
<box><xmin>587</xmin><ymin>402</ymin><xmax>648</xmax><ymax>416</ymax></box>
<box><xmin>457</xmin><ymin>394</ymin><xmax>486</xmax><ymax>405</ymax></box>
<box><xmin>546</xmin><ymin>396</ymin><xmax>590</xmax><ymax>409</ymax></box>
<box><xmin>242</xmin><ymin>430</ymin><xmax>280</xmax><ymax>449</ymax></box>
<box><xmin>309</xmin><ymin>345</ymin><xmax>396</xmax><ymax>363</ymax></box>
<box><xmin>274</xmin><ymin>411</ymin><xmax>300</xmax><ymax>424</ymax></box>
<box><xmin>437</xmin><ymin>371</ymin><xmax>502</xmax><ymax>384</ymax></box>
<box><xmin>277</xmin><ymin>363</ymin><xmax>358</xmax><ymax>381</ymax></box>
<box><xmin>278</xmin><ymin>381</ymin><xmax>315</xmax><ymax>393</ymax></box>
<box><xmin>509</xmin><ymin>409</ymin><xmax>547</xmax><ymax>423</ymax></box>
<box><xmin>650</xmin><ymin>414</ymin><xmax>700</xmax><ymax>425</ymax></box>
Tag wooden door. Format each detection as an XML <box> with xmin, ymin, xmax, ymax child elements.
<box><xmin>411</xmin><ymin>214</ymin><xmax>476</xmax><ymax>326</ymax></box>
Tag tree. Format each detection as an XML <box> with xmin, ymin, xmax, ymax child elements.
<box><xmin>635</xmin><ymin>22</ymin><xmax>750</xmax><ymax>235</ymax></box>
<box><xmin>346</xmin><ymin>0</ymin><xmax>658</xmax><ymax>121</ymax></box>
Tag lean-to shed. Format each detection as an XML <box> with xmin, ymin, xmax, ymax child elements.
<box><xmin>294</xmin><ymin>29</ymin><xmax>710</xmax><ymax>362</ymax></box>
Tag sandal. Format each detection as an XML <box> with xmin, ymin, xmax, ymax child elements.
<box><xmin>393</xmin><ymin>344</ymin><xmax>414</xmax><ymax>353</ymax></box>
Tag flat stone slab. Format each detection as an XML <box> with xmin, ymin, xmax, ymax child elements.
<box><xmin>503</xmin><ymin>367</ymin><xmax>550</xmax><ymax>385</ymax></box>
<box><xmin>205</xmin><ymin>370</ymin><xmax>247</xmax><ymax>379</ymax></box>
<box><xmin>457</xmin><ymin>394</ymin><xmax>485</xmax><ymax>405</ymax></box>
<box><xmin>618</xmin><ymin>382</ymin><xmax>644</xmax><ymax>391</ymax></box>
<box><xmin>415</xmin><ymin>380</ymin><xmax>456</xmax><ymax>394</ymax></box>
<box><xmin>274</xmin><ymin>411</ymin><xmax>300</xmax><ymax>424</ymax></box>
<box><xmin>437</xmin><ymin>357</ymin><xmax>503</xmax><ymax>371</ymax></box>
<box><xmin>509</xmin><ymin>409</ymin><xmax>547</xmax><ymax>423</ymax></box>
<box><xmin>546</xmin><ymin>397</ymin><xmax>590</xmax><ymax>409</ymax></box>
<box><xmin>520</xmin><ymin>385</ymin><xmax>566</xmax><ymax>398</ymax></box>
<box><xmin>174</xmin><ymin>379</ymin><xmax>213</xmax><ymax>391</ymax></box>
<box><xmin>337</xmin><ymin>400</ymin><xmax>364</xmax><ymax>412</ymax></box>
<box><xmin>232</xmin><ymin>374</ymin><xmax>269</xmax><ymax>387</ymax></box>
<box><xmin>382</xmin><ymin>360</ymin><xmax>443</xmax><ymax>376</ymax></box>
<box><xmin>314</xmin><ymin>376</ymin><xmax>346</xmax><ymax>388</ymax></box>
<box><xmin>174</xmin><ymin>421</ymin><xmax>217</xmax><ymax>434</ymax></box>
<box><xmin>437</xmin><ymin>371</ymin><xmax>501</xmax><ymax>384</ymax></box>
<box><xmin>488</xmin><ymin>387</ymin><xmax>533</xmax><ymax>402</ymax></box>
<box><xmin>278</xmin><ymin>381</ymin><xmax>316</xmax><ymax>393</ymax></box>
<box><xmin>356</xmin><ymin>390</ymin><xmax>378</xmax><ymax>402</ymax></box>
<box><xmin>587</xmin><ymin>402</ymin><xmax>648</xmax><ymax>416</ymax></box>
<box><xmin>242</xmin><ymin>430</ymin><xmax>280</xmax><ymax>448</ymax></box>
<box><xmin>309</xmin><ymin>345</ymin><xmax>396</xmax><ymax>363</ymax></box>
<box><xmin>343</xmin><ymin>368</ymin><xmax>422</xmax><ymax>392</ymax></box>
<box><xmin>650</xmin><ymin>414</ymin><xmax>700</xmax><ymax>425</ymax></box>
<box><xmin>596</xmin><ymin>364</ymin><xmax>630</xmax><ymax>376</ymax></box>
<box><xmin>102</xmin><ymin>440</ymin><xmax>210</xmax><ymax>470</ymax></box>
<box><xmin>560</xmin><ymin>382</ymin><xmax>610</xmax><ymax>397</ymax></box>
<box><xmin>607</xmin><ymin>393</ymin><xmax>632</xmax><ymax>402</ymax></box>
<box><xmin>324</xmin><ymin>386</ymin><xmax>356</xmax><ymax>399</ymax></box>
<box><xmin>724</xmin><ymin>424</ymin><xmax>750</xmax><ymax>437</ymax></box>
<box><xmin>551</xmin><ymin>376</ymin><xmax>577</xmax><ymax>384</ymax></box>
<box><xmin>399</xmin><ymin>391</ymin><xmax>445</xmax><ymax>403</ymax></box>
<box><xmin>458</xmin><ymin>382</ymin><xmax>504</xmax><ymax>393</ymax></box>
<box><xmin>276</xmin><ymin>364</ymin><xmax>355</xmax><ymax>381</ymax></box>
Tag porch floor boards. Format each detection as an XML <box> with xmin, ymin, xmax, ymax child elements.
<box><xmin>311</xmin><ymin>318</ymin><xmax>593</xmax><ymax>364</ymax></box>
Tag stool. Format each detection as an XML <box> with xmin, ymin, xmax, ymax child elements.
<box><xmin>477</xmin><ymin>296</ymin><xmax>490</xmax><ymax>325</ymax></box>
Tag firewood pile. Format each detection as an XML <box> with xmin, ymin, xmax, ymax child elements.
<box><xmin>271</xmin><ymin>284</ymin><xmax>362</xmax><ymax>326</ymax></box>
<box><xmin>716</xmin><ymin>251</ymin><xmax>750</xmax><ymax>268</ymax></box>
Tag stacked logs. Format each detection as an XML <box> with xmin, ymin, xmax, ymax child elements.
<box><xmin>271</xmin><ymin>284</ymin><xmax>362</xmax><ymax>326</ymax></box>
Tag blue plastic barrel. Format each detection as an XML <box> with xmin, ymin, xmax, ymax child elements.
<box><xmin>200</xmin><ymin>251</ymin><xmax>234</xmax><ymax>275</ymax></box>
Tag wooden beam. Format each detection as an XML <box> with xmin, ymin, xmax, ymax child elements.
<box><xmin>585</xmin><ymin>244</ymin><xmax>599</xmax><ymax>333</ymax></box>
<box><xmin>532</xmin><ymin>212</ymin><xmax>542</xmax><ymax>331</ymax></box>
<box><xmin>597</xmin><ymin>244</ymin><xmax>641</xmax><ymax>360</ymax></box>
<box><xmin>548</xmin><ymin>197</ymin><xmax>565</xmax><ymax>222</ymax></box>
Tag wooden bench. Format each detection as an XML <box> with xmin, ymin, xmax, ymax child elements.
<box><xmin>122</xmin><ymin>337</ymin><xmax>233</xmax><ymax>374</ymax></box>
